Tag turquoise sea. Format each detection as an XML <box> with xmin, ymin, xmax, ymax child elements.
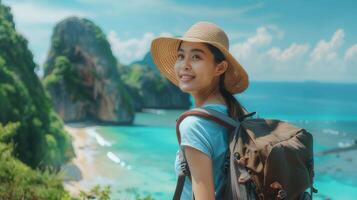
<box><xmin>87</xmin><ymin>81</ymin><xmax>357</xmax><ymax>200</ymax></box>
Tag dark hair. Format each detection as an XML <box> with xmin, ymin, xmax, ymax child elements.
<box><xmin>206</xmin><ymin>44</ymin><xmax>246</xmax><ymax>121</ymax></box>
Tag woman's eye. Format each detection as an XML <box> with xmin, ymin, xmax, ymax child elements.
<box><xmin>192</xmin><ymin>55</ymin><xmax>201</xmax><ymax>60</ymax></box>
<box><xmin>177</xmin><ymin>54</ymin><xmax>184</xmax><ymax>60</ymax></box>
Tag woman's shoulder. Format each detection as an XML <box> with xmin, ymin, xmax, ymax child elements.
<box><xmin>179</xmin><ymin>104</ymin><xmax>228</xmax><ymax>134</ymax></box>
<box><xmin>179</xmin><ymin>104</ymin><xmax>228</xmax><ymax>157</ymax></box>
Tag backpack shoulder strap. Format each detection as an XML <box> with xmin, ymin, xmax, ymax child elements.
<box><xmin>173</xmin><ymin>107</ymin><xmax>239</xmax><ymax>200</ymax></box>
<box><xmin>175</xmin><ymin>107</ymin><xmax>240</xmax><ymax>144</ymax></box>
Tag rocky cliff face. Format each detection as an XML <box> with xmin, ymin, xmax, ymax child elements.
<box><xmin>44</xmin><ymin>17</ymin><xmax>134</xmax><ymax>124</ymax></box>
<box><xmin>131</xmin><ymin>51</ymin><xmax>158</xmax><ymax>73</ymax></box>
<box><xmin>140</xmin><ymin>75</ymin><xmax>191</xmax><ymax>109</ymax></box>
<box><xmin>121</xmin><ymin>52</ymin><xmax>191</xmax><ymax>110</ymax></box>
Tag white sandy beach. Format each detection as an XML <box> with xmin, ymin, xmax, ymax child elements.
<box><xmin>62</xmin><ymin>124</ymin><xmax>99</xmax><ymax>197</ymax></box>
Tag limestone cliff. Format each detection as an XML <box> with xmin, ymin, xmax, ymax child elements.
<box><xmin>44</xmin><ymin>17</ymin><xmax>134</xmax><ymax>124</ymax></box>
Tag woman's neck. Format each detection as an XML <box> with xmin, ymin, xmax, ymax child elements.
<box><xmin>191</xmin><ymin>84</ymin><xmax>226</xmax><ymax>107</ymax></box>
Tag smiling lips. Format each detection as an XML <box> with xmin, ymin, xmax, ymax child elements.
<box><xmin>179</xmin><ymin>74</ymin><xmax>195</xmax><ymax>82</ymax></box>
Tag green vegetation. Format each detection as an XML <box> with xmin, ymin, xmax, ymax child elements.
<box><xmin>0</xmin><ymin>2</ymin><xmax>73</xmax><ymax>170</ymax></box>
<box><xmin>120</xmin><ymin>64</ymin><xmax>144</xmax><ymax>89</ymax></box>
<box><xmin>79</xmin><ymin>185</ymin><xmax>111</xmax><ymax>200</ymax></box>
<box><xmin>0</xmin><ymin>1</ymin><xmax>74</xmax><ymax>199</ymax></box>
<box><xmin>44</xmin><ymin>56</ymin><xmax>93</xmax><ymax>102</ymax></box>
<box><xmin>119</xmin><ymin>64</ymin><xmax>168</xmax><ymax>94</ymax></box>
<box><xmin>78</xmin><ymin>186</ymin><xmax>155</xmax><ymax>200</ymax></box>
<box><xmin>0</xmin><ymin>122</ymin><xmax>71</xmax><ymax>200</ymax></box>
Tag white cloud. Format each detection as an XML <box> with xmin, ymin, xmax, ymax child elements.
<box><xmin>302</xmin><ymin>29</ymin><xmax>348</xmax><ymax>79</ymax></box>
<box><xmin>228</xmin><ymin>27</ymin><xmax>357</xmax><ymax>82</ymax></box>
<box><xmin>345</xmin><ymin>44</ymin><xmax>357</xmax><ymax>62</ymax></box>
<box><xmin>231</xmin><ymin>27</ymin><xmax>273</xmax><ymax>59</ymax></box>
<box><xmin>107</xmin><ymin>31</ymin><xmax>172</xmax><ymax>65</ymax></box>
<box><xmin>264</xmin><ymin>24</ymin><xmax>285</xmax><ymax>40</ymax></box>
<box><xmin>309</xmin><ymin>29</ymin><xmax>345</xmax><ymax>64</ymax></box>
<box><xmin>267</xmin><ymin>43</ymin><xmax>310</xmax><ymax>62</ymax></box>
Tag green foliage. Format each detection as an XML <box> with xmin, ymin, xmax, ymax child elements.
<box><xmin>0</xmin><ymin>122</ymin><xmax>72</xmax><ymax>200</ymax></box>
<box><xmin>120</xmin><ymin>64</ymin><xmax>168</xmax><ymax>94</ymax></box>
<box><xmin>45</xmin><ymin>56</ymin><xmax>80</xmax><ymax>87</ymax></box>
<box><xmin>0</xmin><ymin>120</ymin><xmax>18</xmax><ymax>143</ymax></box>
<box><xmin>79</xmin><ymin>185</ymin><xmax>111</xmax><ymax>200</ymax></box>
<box><xmin>0</xmin><ymin>159</ymin><xmax>69</xmax><ymax>200</ymax></box>
<box><xmin>0</xmin><ymin>121</ymin><xmax>19</xmax><ymax>156</ymax></box>
<box><xmin>0</xmin><ymin>2</ymin><xmax>73</xmax><ymax>170</ymax></box>
<box><xmin>0</xmin><ymin>2</ymin><xmax>14</xmax><ymax>28</ymax></box>
<box><xmin>75</xmin><ymin>185</ymin><xmax>155</xmax><ymax>200</ymax></box>
<box><xmin>116</xmin><ymin>77</ymin><xmax>135</xmax><ymax>117</ymax></box>
<box><xmin>44</xmin><ymin>56</ymin><xmax>93</xmax><ymax>102</ymax></box>
<box><xmin>121</xmin><ymin>64</ymin><xmax>144</xmax><ymax>89</ymax></box>
<box><xmin>152</xmin><ymin>74</ymin><xmax>167</xmax><ymax>92</ymax></box>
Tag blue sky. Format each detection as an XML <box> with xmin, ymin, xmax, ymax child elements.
<box><xmin>3</xmin><ymin>0</ymin><xmax>357</xmax><ymax>82</ymax></box>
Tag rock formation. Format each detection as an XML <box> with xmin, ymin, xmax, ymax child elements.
<box><xmin>44</xmin><ymin>17</ymin><xmax>134</xmax><ymax>124</ymax></box>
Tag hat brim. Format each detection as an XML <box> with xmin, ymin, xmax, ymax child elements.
<box><xmin>150</xmin><ymin>36</ymin><xmax>249</xmax><ymax>94</ymax></box>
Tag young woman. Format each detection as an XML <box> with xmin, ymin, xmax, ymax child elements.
<box><xmin>151</xmin><ymin>22</ymin><xmax>249</xmax><ymax>200</ymax></box>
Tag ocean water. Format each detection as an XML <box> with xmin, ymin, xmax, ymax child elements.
<box><xmin>87</xmin><ymin>81</ymin><xmax>357</xmax><ymax>200</ymax></box>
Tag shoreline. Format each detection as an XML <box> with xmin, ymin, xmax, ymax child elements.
<box><xmin>62</xmin><ymin>124</ymin><xmax>98</xmax><ymax>197</ymax></box>
<box><xmin>60</xmin><ymin>120</ymin><xmax>357</xmax><ymax>199</ymax></box>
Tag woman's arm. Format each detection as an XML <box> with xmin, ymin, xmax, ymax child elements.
<box><xmin>185</xmin><ymin>146</ymin><xmax>215</xmax><ymax>200</ymax></box>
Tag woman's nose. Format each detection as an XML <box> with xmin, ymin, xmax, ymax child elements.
<box><xmin>183</xmin><ymin>59</ymin><xmax>191</xmax><ymax>70</ymax></box>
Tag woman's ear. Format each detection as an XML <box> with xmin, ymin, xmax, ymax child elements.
<box><xmin>215</xmin><ymin>61</ymin><xmax>228</xmax><ymax>76</ymax></box>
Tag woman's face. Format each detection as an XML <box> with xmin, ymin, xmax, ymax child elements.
<box><xmin>174</xmin><ymin>41</ymin><xmax>226</xmax><ymax>93</ymax></box>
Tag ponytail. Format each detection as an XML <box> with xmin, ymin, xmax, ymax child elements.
<box><xmin>219</xmin><ymin>74</ymin><xmax>246</xmax><ymax>121</ymax></box>
<box><xmin>206</xmin><ymin>44</ymin><xmax>246</xmax><ymax>121</ymax></box>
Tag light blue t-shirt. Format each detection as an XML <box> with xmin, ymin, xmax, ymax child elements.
<box><xmin>174</xmin><ymin>104</ymin><xmax>229</xmax><ymax>200</ymax></box>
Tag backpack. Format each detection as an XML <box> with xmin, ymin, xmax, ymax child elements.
<box><xmin>173</xmin><ymin>108</ymin><xmax>317</xmax><ymax>200</ymax></box>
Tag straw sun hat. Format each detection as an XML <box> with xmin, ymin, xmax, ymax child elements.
<box><xmin>150</xmin><ymin>21</ymin><xmax>249</xmax><ymax>94</ymax></box>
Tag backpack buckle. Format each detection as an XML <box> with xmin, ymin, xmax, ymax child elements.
<box><xmin>277</xmin><ymin>189</ymin><xmax>287</xmax><ymax>200</ymax></box>
<box><xmin>179</xmin><ymin>161</ymin><xmax>190</xmax><ymax>176</ymax></box>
